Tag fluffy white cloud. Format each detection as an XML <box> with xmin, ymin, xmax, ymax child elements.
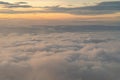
<box><xmin>0</xmin><ymin>31</ymin><xmax>120</xmax><ymax>80</ymax></box>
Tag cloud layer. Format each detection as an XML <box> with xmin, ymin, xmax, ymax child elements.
<box><xmin>43</xmin><ymin>1</ymin><xmax>120</xmax><ymax>15</ymax></box>
<box><xmin>0</xmin><ymin>27</ymin><xmax>120</xmax><ymax>80</ymax></box>
<box><xmin>0</xmin><ymin>1</ymin><xmax>120</xmax><ymax>15</ymax></box>
<box><xmin>0</xmin><ymin>1</ymin><xmax>32</xmax><ymax>8</ymax></box>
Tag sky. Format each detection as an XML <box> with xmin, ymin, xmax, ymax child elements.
<box><xmin>0</xmin><ymin>0</ymin><xmax>120</xmax><ymax>26</ymax></box>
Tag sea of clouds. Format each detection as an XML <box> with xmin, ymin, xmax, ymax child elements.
<box><xmin>0</xmin><ymin>29</ymin><xmax>120</xmax><ymax>80</ymax></box>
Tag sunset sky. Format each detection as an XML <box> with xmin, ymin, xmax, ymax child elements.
<box><xmin>0</xmin><ymin>1</ymin><xmax>120</xmax><ymax>80</ymax></box>
<box><xmin>0</xmin><ymin>0</ymin><xmax>120</xmax><ymax>26</ymax></box>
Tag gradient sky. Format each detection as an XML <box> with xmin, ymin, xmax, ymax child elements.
<box><xmin>0</xmin><ymin>0</ymin><xmax>120</xmax><ymax>26</ymax></box>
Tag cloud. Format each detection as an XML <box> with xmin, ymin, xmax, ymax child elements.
<box><xmin>43</xmin><ymin>1</ymin><xmax>120</xmax><ymax>15</ymax></box>
<box><xmin>0</xmin><ymin>1</ymin><xmax>32</xmax><ymax>8</ymax></box>
<box><xmin>0</xmin><ymin>27</ymin><xmax>120</xmax><ymax>80</ymax></box>
<box><xmin>0</xmin><ymin>1</ymin><xmax>10</xmax><ymax>5</ymax></box>
<box><xmin>0</xmin><ymin>1</ymin><xmax>120</xmax><ymax>15</ymax></box>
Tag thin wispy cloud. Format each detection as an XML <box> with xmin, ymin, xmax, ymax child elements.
<box><xmin>0</xmin><ymin>1</ymin><xmax>32</xmax><ymax>8</ymax></box>
<box><xmin>41</xmin><ymin>1</ymin><xmax>120</xmax><ymax>15</ymax></box>
<box><xmin>0</xmin><ymin>1</ymin><xmax>120</xmax><ymax>15</ymax></box>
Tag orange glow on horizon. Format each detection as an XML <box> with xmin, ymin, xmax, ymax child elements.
<box><xmin>0</xmin><ymin>13</ymin><xmax>79</xmax><ymax>20</ymax></box>
<box><xmin>0</xmin><ymin>13</ymin><xmax>119</xmax><ymax>20</ymax></box>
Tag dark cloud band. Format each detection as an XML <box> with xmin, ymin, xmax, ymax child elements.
<box><xmin>44</xmin><ymin>1</ymin><xmax>120</xmax><ymax>15</ymax></box>
<box><xmin>0</xmin><ymin>1</ymin><xmax>120</xmax><ymax>15</ymax></box>
<box><xmin>0</xmin><ymin>1</ymin><xmax>32</xmax><ymax>8</ymax></box>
